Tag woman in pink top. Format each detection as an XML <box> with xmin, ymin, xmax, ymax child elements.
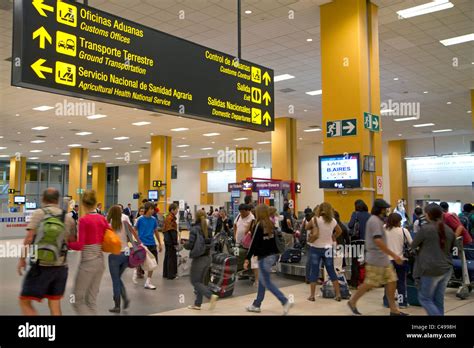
<box><xmin>69</xmin><ymin>190</ymin><xmax>109</xmax><ymax>315</ymax></box>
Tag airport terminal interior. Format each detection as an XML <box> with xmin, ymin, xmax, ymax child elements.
<box><xmin>0</xmin><ymin>0</ymin><xmax>473</xmax><ymax>318</ymax></box>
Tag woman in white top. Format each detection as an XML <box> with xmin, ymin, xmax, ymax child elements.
<box><xmin>383</xmin><ymin>212</ymin><xmax>412</xmax><ymax>308</ymax></box>
<box><xmin>305</xmin><ymin>202</ymin><xmax>342</xmax><ymax>302</ymax></box>
<box><xmin>107</xmin><ymin>205</ymin><xmax>140</xmax><ymax>313</ymax></box>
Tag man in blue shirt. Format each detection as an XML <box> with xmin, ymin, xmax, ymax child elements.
<box><xmin>134</xmin><ymin>202</ymin><xmax>162</xmax><ymax>290</ymax></box>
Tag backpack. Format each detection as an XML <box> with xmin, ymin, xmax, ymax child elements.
<box><xmin>34</xmin><ymin>208</ymin><xmax>67</xmax><ymax>265</ymax></box>
<box><xmin>459</xmin><ymin>214</ymin><xmax>471</xmax><ymax>233</ymax></box>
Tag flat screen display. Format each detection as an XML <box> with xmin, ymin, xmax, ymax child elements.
<box><xmin>231</xmin><ymin>190</ymin><xmax>241</xmax><ymax>198</ymax></box>
<box><xmin>14</xmin><ymin>195</ymin><xmax>26</xmax><ymax>204</ymax></box>
<box><xmin>258</xmin><ymin>189</ymin><xmax>270</xmax><ymax>197</ymax></box>
<box><xmin>148</xmin><ymin>190</ymin><xmax>158</xmax><ymax>201</ymax></box>
<box><xmin>25</xmin><ymin>202</ymin><xmax>37</xmax><ymax>209</ymax></box>
<box><xmin>319</xmin><ymin>153</ymin><xmax>361</xmax><ymax>189</ymax></box>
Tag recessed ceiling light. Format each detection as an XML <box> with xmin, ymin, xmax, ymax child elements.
<box><xmin>28</xmin><ymin>157</ymin><xmax>39</xmax><ymax>160</ymax></box>
<box><xmin>397</xmin><ymin>1</ymin><xmax>454</xmax><ymax>19</ymax></box>
<box><xmin>150</xmin><ymin>133</ymin><xmax>154</xmax><ymax>135</ymax></box>
<box><xmin>32</xmin><ymin>105</ymin><xmax>54</xmax><ymax>111</ymax></box>
<box><xmin>68</xmin><ymin>121</ymin><xmax>72</xmax><ymax>124</ymax></box>
<box><xmin>211</xmin><ymin>141</ymin><xmax>215</xmax><ymax>144</ymax></box>
<box><xmin>114</xmin><ymin>136</ymin><xmax>129</xmax><ymax>140</ymax></box>
<box><xmin>91</xmin><ymin>155</ymin><xmax>101</xmax><ymax>158</ymax></box>
<box><xmin>299</xmin><ymin>137</ymin><xmax>303</xmax><ymax>140</ymax></box>
<box><xmin>394</xmin><ymin>117</ymin><xmax>418</xmax><ymax>122</ymax></box>
<box><xmin>233</xmin><ymin>137</ymin><xmax>248</xmax><ymax>141</ymax></box>
<box><xmin>257</xmin><ymin>141</ymin><xmax>271</xmax><ymax>144</ymax></box>
<box><xmin>245</xmin><ymin>10</ymin><xmax>252</xmax><ymax>14</ymax></box>
<box><xmin>30</xmin><ymin>140</ymin><xmax>45</xmax><ymax>143</ymax></box>
<box><xmin>17</xmin><ymin>132</ymin><xmax>21</xmax><ymax>135</ymax></box>
<box><xmin>15</xmin><ymin>113</ymin><xmax>20</xmax><ymax>117</ymax></box>
<box><xmin>132</xmin><ymin>121</ymin><xmax>151</xmax><ymax>126</ymax></box>
<box><xmin>393</xmin><ymin>77</ymin><xmax>399</xmax><ymax>81</ymax></box>
<box><xmin>432</xmin><ymin>129</ymin><xmax>453</xmax><ymax>133</ymax></box>
<box><xmin>61</xmin><ymin>152</ymin><xmax>70</xmax><ymax>156</ymax></box>
<box><xmin>440</xmin><ymin>33</ymin><xmax>474</xmax><ymax>46</ymax></box>
<box><xmin>87</xmin><ymin>114</ymin><xmax>107</xmax><ymax>120</ymax></box>
<box><xmin>139</xmin><ymin>159</ymin><xmax>148</xmax><ymax>162</ymax></box>
<box><xmin>423</xmin><ymin>91</ymin><xmax>429</xmax><ymax>94</ymax></box>
<box><xmin>303</xmin><ymin>128</ymin><xmax>321</xmax><ymax>132</ymax></box>
<box><xmin>304</xmin><ymin>109</ymin><xmax>307</xmax><ymax>112</ymax></box>
<box><xmin>146</xmin><ymin>141</ymin><xmax>151</xmax><ymax>144</ymax></box>
<box><xmin>58</xmin><ymin>159</ymin><xmax>67</xmax><ymax>162</ymax></box>
<box><xmin>203</xmin><ymin>133</ymin><xmax>220</xmax><ymax>137</ymax></box>
<box><xmin>176</xmin><ymin>144</ymin><xmax>190</xmax><ymax>148</ymax></box>
<box><xmin>30</xmin><ymin>150</ymin><xmax>43</xmax><ymax>153</ymax></box>
<box><xmin>130</xmin><ymin>150</ymin><xmax>141</xmax><ymax>153</ymax></box>
<box><xmin>171</xmin><ymin>128</ymin><xmax>189</xmax><ymax>132</ymax></box>
<box><xmin>0</xmin><ymin>146</ymin><xmax>7</xmax><ymax>150</ymax></box>
<box><xmin>306</xmin><ymin>38</ymin><xmax>313</xmax><ymax>42</ymax></box>
<box><xmin>398</xmin><ymin>134</ymin><xmax>403</xmax><ymax>137</ymax></box>
<box><xmin>413</xmin><ymin>123</ymin><xmax>435</xmax><ymax>128</ymax></box>
<box><xmin>76</xmin><ymin>131</ymin><xmax>92</xmax><ymax>136</ymax></box>
<box><xmin>468</xmin><ymin>111</ymin><xmax>472</xmax><ymax>114</ymax></box>
<box><xmin>68</xmin><ymin>144</ymin><xmax>82</xmax><ymax>147</ymax></box>
<box><xmin>31</xmin><ymin>126</ymin><xmax>49</xmax><ymax>130</ymax></box>
<box><xmin>115</xmin><ymin>157</ymin><xmax>124</xmax><ymax>160</ymax></box>
<box><xmin>446</xmin><ymin>101</ymin><xmax>451</xmax><ymax>104</ymax></box>
<box><xmin>274</xmin><ymin>74</ymin><xmax>295</xmax><ymax>82</ymax></box>
<box><xmin>179</xmin><ymin>155</ymin><xmax>189</xmax><ymax>158</ymax></box>
<box><xmin>100</xmin><ymin>147</ymin><xmax>112</xmax><ymax>150</ymax></box>
<box><xmin>201</xmin><ymin>147</ymin><xmax>213</xmax><ymax>150</ymax></box>
<box><xmin>0</xmin><ymin>136</ymin><xmax>3</xmax><ymax>138</ymax></box>
<box><xmin>305</xmin><ymin>90</ymin><xmax>322</xmax><ymax>96</ymax></box>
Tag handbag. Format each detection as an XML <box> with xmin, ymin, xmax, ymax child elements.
<box><xmin>142</xmin><ymin>245</ymin><xmax>158</xmax><ymax>271</ymax></box>
<box><xmin>402</xmin><ymin>228</ymin><xmax>414</xmax><ymax>262</ymax></box>
<box><xmin>241</xmin><ymin>232</ymin><xmax>253</xmax><ymax>249</ymax></box>
<box><xmin>124</xmin><ymin>222</ymin><xmax>146</xmax><ymax>268</ymax></box>
<box><xmin>102</xmin><ymin>228</ymin><xmax>121</xmax><ymax>255</ymax></box>
<box><xmin>307</xmin><ymin>217</ymin><xmax>320</xmax><ymax>243</ymax></box>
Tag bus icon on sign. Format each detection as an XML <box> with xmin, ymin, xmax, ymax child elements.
<box><xmin>56</xmin><ymin>31</ymin><xmax>76</xmax><ymax>57</ymax></box>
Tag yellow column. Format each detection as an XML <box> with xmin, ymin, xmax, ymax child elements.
<box><xmin>236</xmin><ymin>147</ymin><xmax>253</xmax><ymax>182</ymax></box>
<box><xmin>138</xmin><ymin>163</ymin><xmax>150</xmax><ymax>208</ymax></box>
<box><xmin>9</xmin><ymin>156</ymin><xmax>26</xmax><ymax>209</ymax></box>
<box><xmin>388</xmin><ymin>140</ymin><xmax>408</xmax><ymax>210</ymax></box>
<box><xmin>92</xmin><ymin>162</ymin><xmax>106</xmax><ymax>210</ymax></box>
<box><xmin>150</xmin><ymin>136</ymin><xmax>172</xmax><ymax>212</ymax></box>
<box><xmin>68</xmin><ymin>148</ymin><xmax>88</xmax><ymax>211</ymax></box>
<box><xmin>320</xmin><ymin>0</ymin><xmax>383</xmax><ymax>221</ymax></box>
<box><xmin>200</xmin><ymin>158</ymin><xmax>214</xmax><ymax>205</ymax></box>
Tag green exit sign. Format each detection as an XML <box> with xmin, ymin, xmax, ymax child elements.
<box><xmin>364</xmin><ymin>112</ymin><xmax>380</xmax><ymax>132</ymax></box>
<box><xmin>76</xmin><ymin>188</ymin><xmax>84</xmax><ymax>194</ymax></box>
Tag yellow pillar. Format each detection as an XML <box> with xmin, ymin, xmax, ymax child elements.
<box><xmin>200</xmin><ymin>158</ymin><xmax>214</xmax><ymax>205</ymax></box>
<box><xmin>9</xmin><ymin>156</ymin><xmax>26</xmax><ymax>209</ymax></box>
<box><xmin>320</xmin><ymin>0</ymin><xmax>383</xmax><ymax>221</ymax></box>
<box><xmin>138</xmin><ymin>163</ymin><xmax>150</xmax><ymax>208</ymax></box>
<box><xmin>150</xmin><ymin>136</ymin><xmax>172</xmax><ymax>212</ymax></box>
<box><xmin>68</xmin><ymin>148</ymin><xmax>88</xmax><ymax>211</ymax></box>
<box><xmin>236</xmin><ymin>147</ymin><xmax>253</xmax><ymax>182</ymax></box>
<box><xmin>92</xmin><ymin>162</ymin><xmax>106</xmax><ymax>210</ymax></box>
<box><xmin>271</xmin><ymin>118</ymin><xmax>297</xmax><ymax>181</ymax></box>
<box><xmin>388</xmin><ymin>140</ymin><xmax>408</xmax><ymax>210</ymax></box>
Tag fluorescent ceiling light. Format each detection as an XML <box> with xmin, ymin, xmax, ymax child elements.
<box><xmin>233</xmin><ymin>137</ymin><xmax>248</xmax><ymax>141</ymax></box>
<box><xmin>176</xmin><ymin>144</ymin><xmax>190</xmax><ymax>148</ymax></box>
<box><xmin>0</xmin><ymin>136</ymin><xmax>3</xmax><ymax>138</ymax></box>
<box><xmin>171</xmin><ymin>128</ymin><xmax>189</xmax><ymax>132</ymax></box>
<box><xmin>68</xmin><ymin>144</ymin><xmax>82</xmax><ymax>147</ymax></box>
<box><xmin>87</xmin><ymin>114</ymin><xmax>107</xmax><ymax>120</ymax></box>
<box><xmin>61</xmin><ymin>152</ymin><xmax>70</xmax><ymax>156</ymax></box>
<box><xmin>201</xmin><ymin>147</ymin><xmax>213</xmax><ymax>150</ymax></box>
<box><xmin>203</xmin><ymin>133</ymin><xmax>220</xmax><ymax>137</ymax></box>
<box><xmin>0</xmin><ymin>146</ymin><xmax>7</xmax><ymax>150</ymax></box>
<box><xmin>432</xmin><ymin>129</ymin><xmax>452</xmax><ymax>133</ymax></box>
<box><xmin>467</xmin><ymin>111</ymin><xmax>472</xmax><ymax>114</ymax></box>
<box><xmin>140</xmin><ymin>159</ymin><xmax>149</xmax><ymax>162</ymax></box>
<box><xmin>446</xmin><ymin>101</ymin><xmax>452</xmax><ymax>104</ymax></box>
<box><xmin>30</xmin><ymin>150</ymin><xmax>43</xmax><ymax>153</ymax></box>
<box><xmin>100</xmin><ymin>147</ymin><xmax>112</xmax><ymax>150</ymax></box>
<box><xmin>33</xmin><ymin>105</ymin><xmax>54</xmax><ymax>111</ymax></box>
<box><xmin>28</xmin><ymin>157</ymin><xmax>39</xmax><ymax>160</ymax></box>
<box><xmin>306</xmin><ymin>38</ymin><xmax>313</xmax><ymax>42</ymax></box>
<box><xmin>274</xmin><ymin>74</ymin><xmax>295</xmax><ymax>82</ymax></box>
<box><xmin>394</xmin><ymin>117</ymin><xmax>418</xmax><ymax>122</ymax></box>
<box><xmin>146</xmin><ymin>141</ymin><xmax>151</xmax><ymax>144</ymax></box>
<box><xmin>31</xmin><ymin>126</ymin><xmax>49</xmax><ymax>130</ymax></box>
<box><xmin>413</xmin><ymin>123</ymin><xmax>435</xmax><ymax>128</ymax></box>
<box><xmin>30</xmin><ymin>140</ymin><xmax>45</xmax><ymax>144</ymax></box>
<box><xmin>114</xmin><ymin>136</ymin><xmax>129</xmax><ymax>140</ymax></box>
<box><xmin>91</xmin><ymin>155</ymin><xmax>101</xmax><ymax>158</ymax></box>
<box><xmin>305</xmin><ymin>89</ymin><xmax>322</xmax><ymax>96</ymax></box>
<box><xmin>115</xmin><ymin>157</ymin><xmax>124</xmax><ymax>160</ymax></box>
<box><xmin>179</xmin><ymin>155</ymin><xmax>190</xmax><ymax>158</ymax></box>
<box><xmin>130</xmin><ymin>150</ymin><xmax>141</xmax><ymax>153</ymax></box>
<box><xmin>303</xmin><ymin>128</ymin><xmax>321</xmax><ymax>132</ymax></box>
<box><xmin>132</xmin><ymin>121</ymin><xmax>151</xmax><ymax>126</ymax></box>
<box><xmin>58</xmin><ymin>159</ymin><xmax>67</xmax><ymax>162</ymax></box>
<box><xmin>397</xmin><ymin>0</ymin><xmax>454</xmax><ymax>19</ymax></box>
<box><xmin>76</xmin><ymin>132</ymin><xmax>92</xmax><ymax>136</ymax></box>
<box><xmin>423</xmin><ymin>91</ymin><xmax>429</xmax><ymax>94</ymax></box>
<box><xmin>440</xmin><ymin>33</ymin><xmax>474</xmax><ymax>46</ymax></box>
<box><xmin>257</xmin><ymin>141</ymin><xmax>271</xmax><ymax>144</ymax></box>
<box><xmin>245</xmin><ymin>10</ymin><xmax>252</xmax><ymax>14</ymax></box>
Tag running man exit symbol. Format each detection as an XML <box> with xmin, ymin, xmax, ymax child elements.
<box><xmin>326</xmin><ymin>119</ymin><xmax>357</xmax><ymax>138</ymax></box>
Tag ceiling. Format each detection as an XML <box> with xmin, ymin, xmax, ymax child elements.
<box><xmin>0</xmin><ymin>0</ymin><xmax>473</xmax><ymax>166</ymax></box>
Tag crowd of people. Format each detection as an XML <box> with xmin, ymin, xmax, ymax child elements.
<box><xmin>16</xmin><ymin>187</ymin><xmax>473</xmax><ymax>316</ymax></box>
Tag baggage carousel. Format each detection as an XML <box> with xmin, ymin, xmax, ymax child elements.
<box><xmin>277</xmin><ymin>253</ymin><xmax>308</xmax><ymax>277</ymax></box>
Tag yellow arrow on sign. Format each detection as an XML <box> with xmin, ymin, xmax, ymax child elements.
<box><xmin>31</xmin><ymin>58</ymin><xmax>52</xmax><ymax>79</ymax></box>
<box><xmin>32</xmin><ymin>26</ymin><xmax>52</xmax><ymax>49</ymax></box>
<box><xmin>262</xmin><ymin>91</ymin><xmax>271</xmax><ymax>106</ymax></box>
<box><xmin>32</xmin><ymin>0</ymin><xmax>54</xmax><ymax>17</ymax></box>
<box><xmin>262</xmin><ymin>71</ymin><xmax>271</xmax><ymax>86</ymax></box>
<box><xmin>263</xmin><ymin>111</ymin><xmax>271</xmax><ymax>126</ymax></box>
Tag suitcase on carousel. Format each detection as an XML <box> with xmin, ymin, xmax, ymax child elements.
<box><xmin>208</xmin><ymin>253</ymin><xmax>238</xmax><ymax>298</ymax></box>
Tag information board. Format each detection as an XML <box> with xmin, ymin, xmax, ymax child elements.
<box><xmin>12</xmin><ymin>0</ymin><xmax>275</xmax><ymax>131</ymax></box>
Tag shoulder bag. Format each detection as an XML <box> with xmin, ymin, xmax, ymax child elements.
<box><xmin>307</xmin><ymin>217</ymin><xmax>320</xmax><ymax>243</ymax></box>
<box><xmin>124</xmin><ymin>222</ymin><xmax>146</xmax><ymax>268</ymax></box>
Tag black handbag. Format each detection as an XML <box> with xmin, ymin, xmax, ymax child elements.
<box><xmin>402</xmin><ymin>228</ymin><xmax>414</xmax><ymax>262</ymax></box>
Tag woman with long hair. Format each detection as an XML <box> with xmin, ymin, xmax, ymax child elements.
<box><xmin>305</xmin><ymin>202</ymin><xmax>343</xmax><ymax>302</ymax></box>
<box><xmin>411</xmin><ymin>203</ymin><xmax>455</xmax><ymax>315</ymax></box>
<box><xmin>184</xmin><ymin>210</ymin><xmax>218</xmax><ymax>310</ymax></box>
<box><xmin>245</xmin><ymin>204</ymin><xmax>292</xmax><ymax>315</ymax></box>
<box><xmin>107</xmin><ymin>205</ymin><xmax>140</xmax><ymax>313</ymax></box>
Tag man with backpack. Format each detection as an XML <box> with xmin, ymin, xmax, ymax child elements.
<box><xmin>440</xmin><ymin>202</ymin><xmax>472</xmax><ymax>245</ymax></box>
<box><xmin>459</xmin><ymin>203</ymin><xmax>474</xmax><ymax>238</ymax></box>
<box><xmin>17</xmin><ymin>188</ymin><xmax>76</xmax><ymax>315</ymax></box>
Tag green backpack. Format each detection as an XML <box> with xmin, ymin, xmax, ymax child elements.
<box><xmin>34</xmin><ymin>208</ymin><xmax>67</xmax><ymax>265</ymax></box>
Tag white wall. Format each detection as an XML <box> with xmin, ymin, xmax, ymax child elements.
<box><xmin>297</xmin><ymin>144</ymin><xmax>324</xmax><ymax>211</ymax></box>
<box><xmin>170</xmin><ymin>159</ymin><xmax>201</xmax><ymax>211</ymax></box>
<box><xmin>117</xmin><ymin>165</ymin><xmax>138</xmax><ymax>210</ymax></box>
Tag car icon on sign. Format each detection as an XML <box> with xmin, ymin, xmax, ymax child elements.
<box><xmin>58</xmin><ymin>39</ymin><xmax>74</xmax><ymax>51</ymax></box>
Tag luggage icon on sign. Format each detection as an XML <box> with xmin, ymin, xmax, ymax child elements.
<box><xmin>57</xmin><ymin>1</ymin><xmax>77</xmax><ymax>27</ymax></box>
<box><xmin>55</xmin><ymin>61</ymin><xmax>76</xmax><ymax>86</ymax></box>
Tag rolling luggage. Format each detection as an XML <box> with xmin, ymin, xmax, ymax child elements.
<box><xmin>321</xmin><ymin>274</ymin><xmax>351</xmax><ymax>299</ymax></box>
<box><xmin>279</xmin><ymin>248</ymin><xmax>302</xmax><ymax>263</ymax></box>
<box><xmin>407</xmin><ymin>276</ymin><xmax>421</xmax><ymax>306</ymax></box>
<box><xmin>208</xmin><ymin>253</ymin><xmax>238</xmax><ymax>298</ymax></box>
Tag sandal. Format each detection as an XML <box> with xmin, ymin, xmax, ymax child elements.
<box><xmin>307</xmin><ymin>296</ymin><xmax>315</xmax><ymax>302</ymax></box>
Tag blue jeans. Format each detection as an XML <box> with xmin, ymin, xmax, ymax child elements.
<box><xmin>190</xmin><ymin>255</ymin><xmax>212</xmax><ymax>307</ymax></box>
<box><xmin>308</xmin><ymin>247</ymin><xmax>337</xmax><ymax>282</ymax></box>
<box><xmin>418</xmin><ymin>270</ymin><xmax>452</xmax><ymax>316</ymax></box>
<box><xmin>383</xmin><ymin>260</ymin><xmax>408</xmax><ymax>307</ymax></box>
<box><xmin>108</xmin><ymin>253</ymin><xmax>129</xmax><ymax>300</ymax></box>
<box><xmin>253</xmin><ymin>254</ymin><xmax>288</xmax><ymax>308</ymax></box>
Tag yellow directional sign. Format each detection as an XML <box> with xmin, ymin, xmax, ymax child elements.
<box><xmin>32</xmin><ymin>26</ymin><xmax>52</xmax><ymax>49</ymax></box>
<box><xmin>56</xmin><ymin>31</ymin><xmax>76</xmax><ymax>56</ymax></box>
<box><xmin>262</xmin><ymin>71</ymin><xmax>271</xmax><ymax>86</ymax></box>
<box><xmin>31</xmin><ymin>58</ymin><xmax>52</xmax><ymax>79</ymax></box>
<box><xmin>55</xmin><ymin>61</ymin><xmax>76</xmax><ymax>86</ymax></box>
<box><xmin>252</xmin><ymin>108</ymin><xmax>262</xmax><ymax>125</ymax></box>
<box><xmin>263</xmin><ymin>111</ymin><xmax>271</xmax><ymax>126</ymax></box>
<box><xmin>251</xmin><ymin>87</ymin><xmax>261</xmax><ymax>104</ymax></box>
<box><xmin>251</xmin><ymin>66</ymin><xmax>261</xmax><ymax>84</ymax></box>
<box><xmin>32</xmin><ymin>0</ymin><xmax>54</xmax><ymax>17</ymax></box>
<box><xmin>262</xmin><ymin>91</ymin><xmax>271</xmax><ymax>106</ymax></box>
<box><xmin>57</xmin><ymin>1</ymin><xmax>77</xmax><ymax>27</ymax></box>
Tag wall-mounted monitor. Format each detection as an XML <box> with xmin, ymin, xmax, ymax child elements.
<box><xmin>319</xmin><ymin>153</ymin><xmax>361</xmax><ymax>189</ymax></box>
<box><xmin>231</xmin><ymin>190</ymin><xmax>241</xmax><ymax>198</ymax></box>
<box><xmin>133</xmin><ymin>193</ymin><xmax>140</xmax><ymax>199</ymax></box>
<box><xmin>148</xmin><ymin>190</ymin><xmax>158</xmax><ymax>201</ymax></box>
<box><xmin>14</xmin><ymin>195</ymin><xmax>26</xmax><ymax>205</ymax></box>
<box><xmin>258</xmin><ymin>189</ymin><xmax>270</xmax><ymax>197</ymax></box>
<box><xmin>25</xmin><ymin>202</ymin><xmax>37</xmax><ymax>210</ymax></box>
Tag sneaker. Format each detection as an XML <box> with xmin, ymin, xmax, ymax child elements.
<box><xmin>132</xmin><ymin>270</ymin><xmax>138</xmax><ymax>285</ymax></box>
<box><xmin>282</xmin><ymin>300</ymin><xmax>293</xmax><ymax>316</ymax></box>
<box><xmin>187</xmin><ymin>305</ymin><xmax>201</xmax><ymax>310</ymax></box>
<box><xmin>347</xmin><ymin>301</ymin><xmax>362</xmax><ymax>316</ymax></box>
<box><xmin>246</xmin><ymin>304</ymin><xmax>261</xmax><ymax>313</ymax></box>
<box><xmin>144</xmin><ymin>279</ymin><xmax>156</xmax><ymax>290</ymax></box>
<box><xmin>209</xmin><ymin>294</ymin><xmax>218</xmax><ymax>310</ymax></box>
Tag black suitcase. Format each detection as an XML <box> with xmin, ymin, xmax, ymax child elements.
<box><xmin>280</xmin><ymin>248</ymin><xmax>302</xmax><ymax>263</ymax></box>
<box><xmin>208</xmin><ymin>253</ymin><xmax>238</xmax><ymax>298</ymax></box>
